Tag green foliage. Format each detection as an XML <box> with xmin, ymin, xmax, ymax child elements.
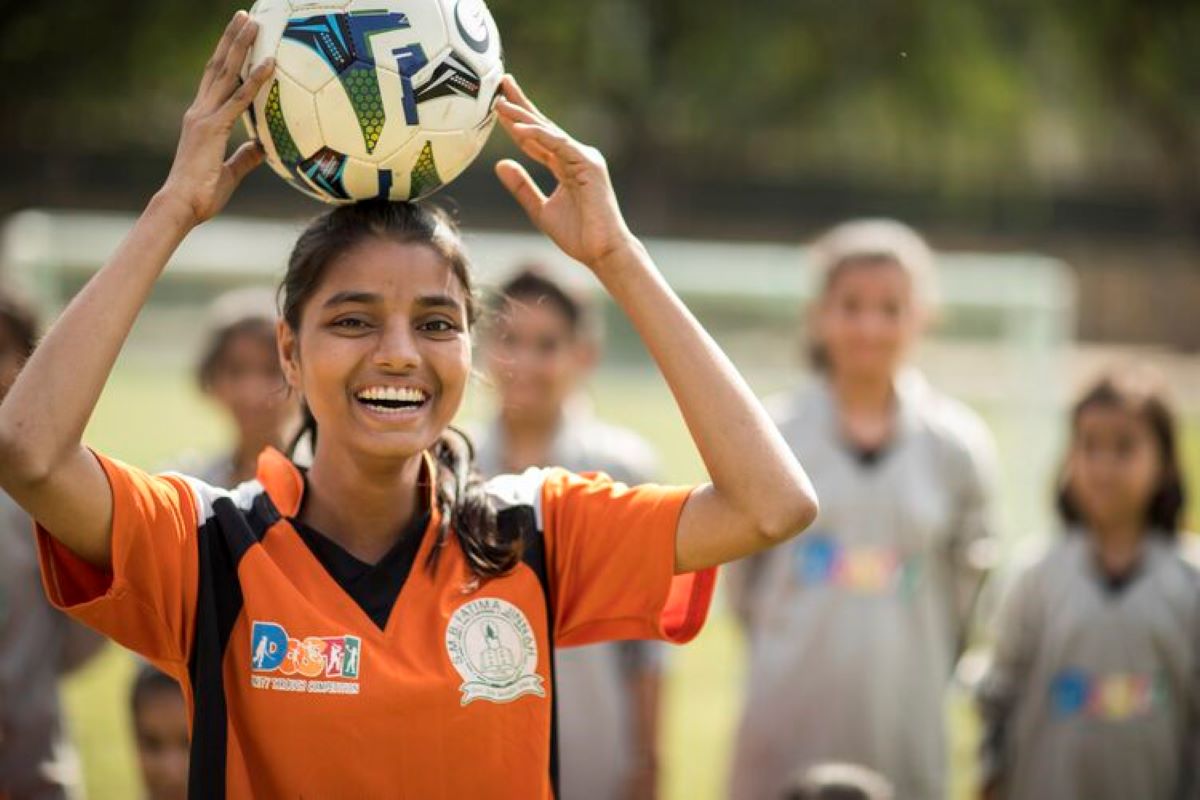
<box><xmin>1</xmin><ymin>1</ymin><xmax>1194</xmax><ymax>196</ymax></box>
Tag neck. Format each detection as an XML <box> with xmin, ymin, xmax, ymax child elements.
<box><xmin>302</xmin><ymin>442</ymin><xmax>425</xmax><ymax>564</ymax></box>
<box><xmin>829</xmin><ymin>370</ymin><xmax>897</xmax><ymax>450</ymax></box>
<box><xmin>1088</xmin><ymin>517</ymin><xmax>1146</xmax><ymax>576</ymax></box>
<box><xmin>499</xmin><ymin>408</ymin><xmax>561</xmax><ymax>470</ymax></box>
<box><xmin>830</xmin><ymin>370</ymin><xmax>895</xmax><ymax>415</ymax></box>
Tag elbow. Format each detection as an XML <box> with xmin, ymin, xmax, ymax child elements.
<box><xmin>0</xmin><ymin>421</ymin><xmax>56</xmax><ymax>488</ymax></box>
<box><xmin>755</xmin><ymin>485</ymin><xmax>819</xmax><ymax>542</ymax></box>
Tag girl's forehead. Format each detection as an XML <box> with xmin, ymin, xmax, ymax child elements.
<box><xmin>825</xmin><ymin>257</ymin><xmax>912</xmax><ymax>294</ymax></box>
<box><xmin>316</xmin><ymin>239</ymin><xmax>467</xmax><ymax>303</ymax></box>
<box><xmin>1077</xmin><ymin>403</ymin><xmax>1153</xmax><ymax>435</ymax></box>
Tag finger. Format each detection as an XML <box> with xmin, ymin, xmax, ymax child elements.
<box><xmin>497</xmin><ymin>114</ymin><xmax>563</xmax><ymax>180</ymax></box>
<box><xmin>510</xmin><ymin>122</ymin><xmax>582</xmax><ymax>165</ymax></box>
<box><xmin>495</xmin><ymin>159</ymin><xmax>547</xmax><ymax>222</ymax></box>
<box><xmin>495</xmin><ymin>97</ymin><xmax>542</xmax><ymax>127</ymax></box>
<box><xmin>224</xmin><ymin>140</ymin><xmax>266</xmax><ymax>186</ymax></box>
<box><xmin>500</xmin><ymin>74</ymin><xmax>547</xmax><ymax>123</ymax></box>
<box><xmin>198</xmin><ymin>11</ymin><xmax>250</xmax><ymax>101</ymax></box>
<box><xmin>209</xmin><ymin>16</ymin><xmax>260</xmax><ymax>107</ymax></box>
<box><xmin>218</xmin><ymin>58</ymin><xmax>275</xmax><ymax>123</ymax></box>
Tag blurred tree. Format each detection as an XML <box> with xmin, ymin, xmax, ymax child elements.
<box><xmin>0</xmin><ymin>0</ymin><xmax>1194</xmax><ymax>228</ymax></box>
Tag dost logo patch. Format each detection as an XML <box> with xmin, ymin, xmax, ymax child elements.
<box><xmin>249</xmin><ymin>621</ymin><xmax>362</xmax><ymax>696</ymax></box>
<box><xmin>445</xmin><ymin>598</ymin><xmax>544</xmax><ymax>705</ymax></box>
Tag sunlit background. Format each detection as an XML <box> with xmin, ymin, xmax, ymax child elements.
<box><xmin>1</xmin><ymin>1</ymin><xmax>1197</xmax><ymax>797</ymax></box>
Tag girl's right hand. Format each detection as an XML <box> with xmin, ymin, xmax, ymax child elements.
<box><xmin>158</xmin><ymin>11</ymin><xmax>275</xmax><ymax>227</ymax></box>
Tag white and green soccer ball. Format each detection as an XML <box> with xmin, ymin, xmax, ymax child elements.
<box><xmin>241</xmin><ymin>0</ymin><xmax>503</xmax><ymax>203</ymax></box>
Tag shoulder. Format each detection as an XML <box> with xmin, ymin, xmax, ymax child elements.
<box><xmin>912</xmin><ymin>380</ymin><xmax>994</xmax><ymax>452</ymax></box>
<box><xmin>907</xmin><ymin>378</ymin><xmax>997</xmax><ymax>480</ymax></box>
<box><xmin>160</xmin><ymin>470</ymin><xmax>267</xmax><ymax>528</ymax></box>
<box><xmin>1147</xmin><ymin>539</ymin><xmax>1200</xmax><ymax>602</ymax></box>
<box><xmin>763</xmin><ymin>382</ymin><xmax>823</xmax><ymax>432</ymax></box>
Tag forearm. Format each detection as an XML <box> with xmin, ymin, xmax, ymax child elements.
<box><xmin>0</xmin><ymin>193</ymin><xmax>194</xmax><ymax>480</ymax></box>
<box><xmin>593</xmin><ymin>240</ymin><xmax>817</xmax><ymax>536</ymax></box>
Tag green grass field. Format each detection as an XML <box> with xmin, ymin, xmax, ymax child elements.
<box><xmin>60</xmin><ymin>359</ymin><xmax>1200</xmax><ymax>799</ymax></box>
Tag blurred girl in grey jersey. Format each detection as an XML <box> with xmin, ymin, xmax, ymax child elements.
<box><xmin>474</xmin><ymin>267</ymin><xmax>664</xmax><ymax>800</ymax></box>
<box><xmin>727</xmin><ymin>220</ymin><xmax>999</xmax><ymax>800</ymax></box>
<box><xmin>977</xmin><ymin>369</ymin><xmax>1199</xmax><ymax>800</ymax></box>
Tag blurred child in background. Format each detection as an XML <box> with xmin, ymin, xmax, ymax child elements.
<box><xmin>0</xmin><ymin>290</ymin><xmax>104</xmax><ymax>800</ymax></box>
<box><xmin>129</xmin><ymin>663</ymin><xmax>187</xmax><ymax>800</ymax></box>
<box><xmin>474</xmin><ymin>267</ymin><xmax>664</xmax><ymax>800</ymax></box>
<box><xmin>178</xmin><ymin>288</ymin><xmax>297</xmax><ymax>486</ymax></box>
<box><xmin>976</xmin><ymin>369</ymin><xmax>1200</xmax><ymax>800</ymax></box>
<box><xmin>726</xmin><ymin>220</ymin><xmax>999</xmax><ymax>799</ymax></box>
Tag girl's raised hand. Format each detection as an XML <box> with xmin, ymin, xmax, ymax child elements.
<box><xmin>494</xmin><ymin>75</ymin><xmax>636</xmax><ymax>273</ymax></box>
<box><xmin>159</xmin><ymin>11</ymin><xmax>275</xmax><ymax>227</ymax></box>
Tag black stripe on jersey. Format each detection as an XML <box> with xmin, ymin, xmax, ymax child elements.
<box><xmin>187</xmin><ymin>492</ymin><xmax>275</xmax><ymax>799</ymax></box>
<box><xmin>503</xmin><ymin>505</ymin><xmax>561</xmax><ymax>799</ymax></box>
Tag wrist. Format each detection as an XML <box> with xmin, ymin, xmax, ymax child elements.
<box><xmin>147</xmin><ymin>187</ymin><xmax>201</xmax><ymax>232</ymax></box>
<box><xmin>589</xmin><ymin>233</ymin><xmax>649</xmax><ymax>282</ymax></box>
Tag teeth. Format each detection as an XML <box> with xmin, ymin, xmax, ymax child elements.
<box><xmin>355</xmin><ymin>386</ymin><xmax>427</xmax><ymax>403</ymax></box>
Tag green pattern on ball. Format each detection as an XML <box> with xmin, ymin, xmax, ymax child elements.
<box><xmin>265</xmin><ymin>80</ymin><xmax>301</xmax><ymax>167</ymax></box>
<box><xmin>343</xmin><ymin>65</ymin><xmax>386</xmax><ymax>154</ymax></box>
<box><xmin>409</xmin><ymin>141</ymin><xmax>442</xmax><ymax>198</ymax></box>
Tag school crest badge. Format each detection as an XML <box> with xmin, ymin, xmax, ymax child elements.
<box><xmin>445</xmin><ymin>597</ymin><xmax>544</xmax><ymax>705</ymax></box>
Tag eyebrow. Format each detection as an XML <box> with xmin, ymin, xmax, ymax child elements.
<box><xmin>322</xmin><ymin>290</ymin><xmax>381</xmax><ymax>308</ymax></box>
<box><xmin>321</xmin><ymin>291</ymin><xmax>464</xmax><ymax>311</ymax></box>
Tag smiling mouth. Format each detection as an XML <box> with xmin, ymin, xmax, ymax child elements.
<box><xmin>354</xmin><ymin>386</ymin><xmax>430</xmax><ymax>415</ymax></box>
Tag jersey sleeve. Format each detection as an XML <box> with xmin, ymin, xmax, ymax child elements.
<box><xmin>975</xmin><ymin>564</ymin><xmax>1041</xmax><ymax>790</ymax></box>
<box><xmin>944</xmin><ymin>415</ymin><xmax>1002</xmax><ymax>644</ymax></box>
<box><xmin>538</xmin><ymin>468</ymin><xmax>716</xmax><ymax>647</ymax></box>
<box><xmin>35</xmin><ymin>450</ymin><xmax>201</xmax><ymax>667</ymax></box>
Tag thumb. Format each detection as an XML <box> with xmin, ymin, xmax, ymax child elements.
<box><xmin>224</xmin><ymin>140</ymin><xmax>265</xmax><ymax>186</ymax></box>
<box><xmin>495</xmin><ymin>159</ymin><xmax>546</xmax><ymax>222</ymax></box>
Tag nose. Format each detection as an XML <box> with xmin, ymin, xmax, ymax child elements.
<box><xmin>373</xmin><ymin>319</ymin><xmax>421</xmax><ymax>372</ymax></box>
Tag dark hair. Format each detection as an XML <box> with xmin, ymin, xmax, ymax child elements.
<box><xmin>130</xmin><ymin>661</ymin><xmax>181</xmax><ymax>718</ymax></box>
<box><xmin>197</xmin><ymin>312</ymin><xmax>278</xmax><ymax>390</ymax></box>
<box><xmin>1057</xmin><ymin>369</ymin><xmax>1186</xmax><ymax>536</ymax></box>
<box><xmin>280</xmin><ymin>200</ymin><xmax>519</xmax><ymax>580</ymax></box>
<box><xmin>0</xmin><ymin>289</ymin><xmax>39</xmax><ymax>361</ymax></box>
<box><xmin>488</xmin><ymin>265</ymin><xmax>593</xmax><ymax>339</ymax></box>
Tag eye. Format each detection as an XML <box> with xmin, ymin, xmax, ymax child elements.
<box><xmin>419</xmin><ymin>317</ymin><xmax>461</xmax><ymax>334</ymax></box>
<box><xmin>330</xmin><ymin>316</ymin><xmax>371</xmax><ymax>332</ymax></box>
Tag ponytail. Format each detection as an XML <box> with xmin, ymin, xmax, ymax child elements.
<box><xmin>427</xmin><ymin>428</ymin><xmax>520</xmax><ymax>578</ymax></box>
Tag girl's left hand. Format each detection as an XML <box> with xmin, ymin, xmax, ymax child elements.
<box><xmin>494</xmin><ymin>75</ymin><xmax>637</xmax><ymax>272</ymax></box>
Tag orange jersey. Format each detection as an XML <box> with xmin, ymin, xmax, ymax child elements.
<box><xmin>36</xmin><ymin>448</ymin><xmax>715</xmax><ymax>798</ymax></box>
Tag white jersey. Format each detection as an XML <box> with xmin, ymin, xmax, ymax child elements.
<box><xmin>473</xmin><ymin>412</ymin><xmax>663</xmax><ymax>800</ymax></box>
<box><xmin>726</xmin><ymin>371</ymin><xmax>999</xmax><ymax>800</ymax></box>
<box><xmin>977</xmin><ymin>534</ymin><xmax>1200</xmax><ymax>800</ymax></box>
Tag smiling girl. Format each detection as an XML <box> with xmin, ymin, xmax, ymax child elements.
<box><xmin>977</xmin><ymin>370</ymin><xmax>1200</xmax><ymax>800</ymax></box>
<box><xmin>0</xmin><ymin>12</ymin><xmax>817</xmax><ymax>799</ymax></box>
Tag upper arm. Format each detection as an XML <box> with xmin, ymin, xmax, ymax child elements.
<box><xmin>674</xmin><ymin>484</ymin><xmax>787</xmax><ymax>573</ymax></box>
<box><xmin>33</xmin><ymin>450</ymin><xmax>202</xmax><ymax>665</ymax></box>
<box><xmin>11</xmin><ymin>445</ymin><xmax>115</xmax><ymax>568</ymax></box>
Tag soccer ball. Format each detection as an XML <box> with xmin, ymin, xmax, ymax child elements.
<box><xmin>241</xmin><ymin>0</ymin><xmax>503</xmax><ymax>203</ymax></box>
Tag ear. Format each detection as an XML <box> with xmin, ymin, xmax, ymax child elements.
<box><xmin>276</xmin><ymin>319</ymin><xmax>301</xmax><ymax>391</ymax></box>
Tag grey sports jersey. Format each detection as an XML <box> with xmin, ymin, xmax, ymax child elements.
<box><xmin>726</xmin><ymin>372</ymin><xmax>998</xmax><ymax>800</ymax></box>
<box><xmin>473</xmin><ymin>412</ymin><xmax>664</xmax><ymax>800</ymax></box>
<box><xmin>977</xmin><ymin>535</ymin><xmax>1200</xmax><ymax>800</ymax></box>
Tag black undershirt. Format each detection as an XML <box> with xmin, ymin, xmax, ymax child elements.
<box><xmin>293</xmin><ymin>507</ymin><xmax>431</xmax><ymax>631</ymax></box>
<box><xmin>844</xmin><ymin>439</ymin><xmax>891</xmax><ymax>467</ymax></box>
<box><xmin>1094</xmin><ymin>552</ymin><xmax>1144</xmax><ymax>597</ymax></box>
